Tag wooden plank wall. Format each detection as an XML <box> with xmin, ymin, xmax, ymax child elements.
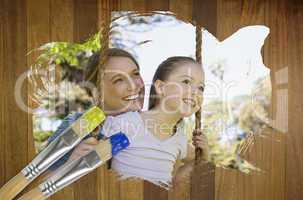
<box><xmin>215</xmin><ymin>1</ymin><xmax>277</xmax><ymax>200</ymax></box>
<box><xmin>1</xmin><ymin>0</ymin><xmax>303</xmax><ymax>200</ymax></box>
<box><xmin>287</xmin><ymin>1</ymin><xmax>303</xmax><ymax>200</ymax></box>
<box><xmin>214</xmin><ymin>1</ymin><xmax>292</xmax><ymax>200</ymax></box>
<box><xmin>0</xmin><ymin>1</ymin><xmax>28</xmax><ymax>196</ymax></box>
<box><xmin>191</xmin><ymin>1</ymin><xmax>217</xmax><ymax>200</ymax></box>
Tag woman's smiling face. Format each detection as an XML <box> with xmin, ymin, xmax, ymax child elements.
<box><xmin>102</xmin><ymin>56</ymin><xmax>145</xmax><ymax>115</ymax></box>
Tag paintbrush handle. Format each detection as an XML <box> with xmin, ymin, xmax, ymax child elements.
<box><xmin>0</xmin><ymin>106</ymin><xmax>105</xmax><ymax>200</ymax></box>
<box><xmin>17</xmin><ymin>132</ymin><xmax>129</xmax><ymax>200</ymax></box>
<box><xmin>0</xmin><ymin>172</ymin><xmax>30</xmax><ymax>200</ymax></box>
<box><xmin>18</xmin><ymin>187</ymin><xmax>45</xmax><ymax>200</ymax></box>
<box><xmin>17</xmin><ymin>148</ymin><xmax>108</xmax><ymax>200</ymax></box>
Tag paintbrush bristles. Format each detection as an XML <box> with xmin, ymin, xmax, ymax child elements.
<box><xmin>94</xmin><ymin>140</ymin><xmax>112</xmax><ymax>161</ymax></box>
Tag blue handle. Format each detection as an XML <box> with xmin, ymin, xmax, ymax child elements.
<box><xmin>109</xmin><ymin>132</ymin><xmax>130</xmax><ymax>156</ymax></box>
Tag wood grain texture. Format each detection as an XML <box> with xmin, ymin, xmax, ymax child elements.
<box><xmin>24</xmin><ymin>1</ymin><xmax>51</xmax><ymax>199</ymax></box>
<box><xmin>18</xmin><ymin>187</ymin><xmax>45</xmax><ymax>200</ymax></box>
<box><xmin>144</xmin><ymin>181</ymin><xmax>169</xmax><ymax>200</ymax></box>
<box><xmin>146</xmin><ymin>0</ymin><xmax>169</xmax><ymax>11</ymax></box>
<box><xmin>0</xmin><ymin>172</ymin><xmax>29</xmax><ymax>200</ymax></box>
<box><xmin>0</xmin><ymin>0</ymin><xmax>28</xmax><ymax>192</ymax></box>
<box><xmin>49</xmin><ymin>1</ymin><xmax>74</xmax><ymax>199</ymax></box>
<box><xmin>73</xmin><ymin>0</ymin><xmax>98</xmax><ymax>42</ymax></box>
<box><xmin>215</xmin><ymin>1</ymin><xmax>268</xmax><ymax>200</ymax></box>
<box><xmin>120</xmin><ymin>178</ymin><xmax>144</xmax><ymax>200</ymax></box>
<box><xmin>72</xmin><ymin>1</ymin><xmax>99</xmax><ymax>200</ymax></box>
<box><xmin>26</xmin><ymin>0</ymin><xmax>50</xmax><ymax>166</ymax></box>
<box><xmin>120</xmin><ymin>0</ymin><xmax>146</xmax><ymax>12</ymax></box>
<box><xmin>169</xmin><ymin>0</ymin><xmax>193</xmax><ymax>22</ymax></box>
<box><xmin>191</xmin><ymin>1</ymin><xmax>216</xmax><ymax>200</ymax></box>
<box><xmin>1</xmin><ymin>1</ymin><xmax>301</xmax><ymax>200</ymax></box>
<box><xmin>193</xmin><ymin>0</ymin><xmax>216</xmax><ymax>33</ymax></box>
<box><xmin>50</xmin><ymin>0</ymin><xmax>74</xmax><ymax>42</ymax></box>
<box><xmin>0</xmin><ymin>0</ymin><xmax>6</xmax><ymax>188</ymax></box>
<box><xmin>96</xmin><ymin>2</ymin><xmax>123</xmax><ymax>200</ymax></box>
<box><xmin>263</xmin><ymin>1</ymin><xmax>288</xmax><ymax>200</ymax></box>
<box><xmin>215</xmin><ymin>1</ymin><xmax>287</xmax><ymax>200</ymax></box>
<box><xmin>215</xmin><ymin>3</ymin><xmax>245</xmax><ymax>199</ymax></box>
<box><xmin>286</xmin><ymin>0</ymin><xmax>303</xmax><ymax>199</ymax></box>
<box><xmin>191</xmin><ymin>163</ymin><xmax>215</xmax><ymax>200</ymax></box>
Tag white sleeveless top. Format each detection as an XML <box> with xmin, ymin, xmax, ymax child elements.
<box><xmin>101</xmin><ymin>111</ymin><xmax>188</xmax><ymax>189</ymax></box>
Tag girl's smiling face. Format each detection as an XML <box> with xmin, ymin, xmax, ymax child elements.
<box><xmin>156</xmin><ymin>62</ymin><xmax>204</xmax><ymax>117</ymax></box>
<box><xmin>102</xmin><ymin>56</ymin><xmax>145</xmax><ymax>115</ymax></box>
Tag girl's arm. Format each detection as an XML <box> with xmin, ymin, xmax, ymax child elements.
<box><xmin>182</xmin><ymin>143</ymin><xmax>195</xmax><ymax>163</ymax></box>
<box><xmin>173</xmin><ymin>134</ymin><xmax>209</xmax><ymax>186</ymax></box>
<box><xmin>183</xmin><ymin>134</ymin><xmax>210</xmax><ymax>163</ymax></box>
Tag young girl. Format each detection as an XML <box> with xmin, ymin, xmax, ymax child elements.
<box><xmin>100</xmin><ymin>56</ymin><xmax>208</xmax><ymax>189</ymax></box>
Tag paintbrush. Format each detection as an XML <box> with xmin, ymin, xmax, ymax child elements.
<box><xmin>0</xmin><ymin>106</ymin><xmax>106</xmax><ymax>200</ymax></box>
<box><xmin>17</xmin><ymin>132</ymin><xmax>129</xmax><ymax>200</ymax></box>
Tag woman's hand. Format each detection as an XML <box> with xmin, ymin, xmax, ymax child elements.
<box><xmin>69</xmin><ymin>137</ymin><xmax>99</xmax><ymax>161</ymax></box>
<box><xmin>44</xmin><ymin>137</ymin><xmax>99</xmax><ymax>179</ymax></box>
<box><xmin>192</xmin><ymin>133</ymin><xmax>209</xmax><ymax>161</ymax></box>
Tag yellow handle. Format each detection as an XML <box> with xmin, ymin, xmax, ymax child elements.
<box><xmin>17</xmin><ymin>187</ymin><xmax>45</xmax><ymax>200</ymax></box>
<box><xmin>0</xmin><ymin>172</ymin><xmax>30</xmax><ymax>200</ymax></box>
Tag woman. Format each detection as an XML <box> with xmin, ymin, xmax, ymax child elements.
<box><xmin>91</xmin><ymin>48</ymin><xmax>145</xmax><ymax>116</ymax></box>
<box><xmin>47</xmin><ymin>48</ymin><xmax>145</xmax><ymax>167</ymax></box>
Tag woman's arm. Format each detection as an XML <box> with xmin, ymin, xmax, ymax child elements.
<box><xmin>43</xmin><ymin>137</ymin><xmax>99</xmax><ymax>179</ymax></box>
<box><xmin>46</xmin><ymin>112</ymin><xmax>102</xmax><ymax>171</ymax></box>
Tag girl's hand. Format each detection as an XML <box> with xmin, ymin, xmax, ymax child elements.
<box><xmin>192</xmin><ymin>134</ymin><xmax>209</xmax><ymax>160</ymax></box>
<box><xmin>173</xmin><ymin>161</ymin><xmax>195</xmax><ymax>187</ymax></box>
<box><xmin>69</xmin><ymin>137</ymin><xmax>99</xmax><ymax>161</ymax></box>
